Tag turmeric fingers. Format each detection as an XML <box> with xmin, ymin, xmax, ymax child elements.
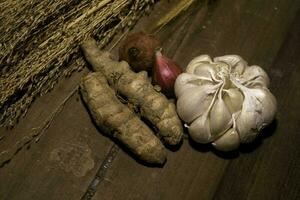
<box><xmin>81</xmin><ymin>38</ymin><xmax>183</xmax><ymax>145</ymax></box>
<box><xmin>80</xmin><ymin>72</ymin><xmax>166</xmax><ymax>164</ymax></box>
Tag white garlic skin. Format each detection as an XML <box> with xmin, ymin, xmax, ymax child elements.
<box><xmin>175</xmin><ymin>55</ymin><xmax>277</xmax><ymax>151</ymax></box>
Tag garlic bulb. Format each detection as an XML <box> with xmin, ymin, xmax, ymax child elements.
<box><xmin>175</xmin><ymin>55</ymin><xmax>277</xmax><ymax>151</ymax></box>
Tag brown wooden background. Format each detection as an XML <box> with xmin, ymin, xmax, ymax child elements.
<box><xmin>1</xmin><ymin>0</ymin><xmax>300</xmax><ymax>199</ymax></box>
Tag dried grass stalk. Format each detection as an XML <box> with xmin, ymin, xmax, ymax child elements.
<box><xmin>0</xmin><ymin>0</ymin><xmax>155</xmax><ymax>127</ymax></box>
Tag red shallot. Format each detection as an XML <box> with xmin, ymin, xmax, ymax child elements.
<box><xmin>153</xmin><ymin>50</ymin><xmax>182</xmax><ymax>96</ymax></box>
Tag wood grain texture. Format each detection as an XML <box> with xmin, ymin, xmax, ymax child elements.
<box><xmin>93</xmin><ymin>142</ymin><xmax>229</xmax><ymax>200</ymax></box>
<box><xmin>0</xmin><ymin>71</ymin><xmax>86</xmax><ymax>164</ymax></box>
<box><xmin>0</xmin><ymin>78</ymin><xmax>113</xmax><ymax>200</ymax></box>
<box><xmin>0</xmin><ymin>0</ymin><xmax>300</xmax><ymax>199</ymax></box>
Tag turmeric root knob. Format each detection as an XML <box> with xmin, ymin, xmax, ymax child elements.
<box><xmin>117</xmin><ymin>70</ymin><xmax>182</xmax><ymax>145</ymax></box>
<box><xmin>80</xmin><ymin>72</ymin><xmax>166</xmax><ymax>164</ymax></box>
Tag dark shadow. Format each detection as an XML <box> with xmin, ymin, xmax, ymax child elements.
<box><xmin>164</xmin><ymin>138</ymin><xmax>183</xmax><ymax>152</ymax></box>
<box><xmin>0</xmin><ymin>133</ymin><xmax>36</xmax><ymax>168</ymax></box>
<box><xmin>0</xmin><ymin>159</ymin><xmax>11</xmax><ymax>168</ymax></box>
<box><xmin>211</xmin><ymin>148</ymin><xmax>239</xmax><ymax>159</ymax></box>
<box><xmin>239</xmin><ymin>138</ymin><xmax>263</xmax><ymax>154</ymax></box>
<box><xmin>188</xmin><ymin>132</ymin><xmax>240</xmax><ymax>160</ymax></box>
<box><xmin>208</xmin><ymin>0</ymin><xmax>219</xmax><ymax>5</ymax></box>
<box><xmin>188</xmin><ymin>137</ymin><xmax>212</xmax><ymax>153</ymax></box>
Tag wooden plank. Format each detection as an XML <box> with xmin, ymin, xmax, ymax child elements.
<box><xmin>94</xmin><ymin>142</ymin><xmax>228</xmax><ymax>200</ymax></box>
<box><xmin>92</xmin><ymin>0</ymin><xmax>300</xmax><ymax>199</ymax></box>
<box><xmin>1</xmin><ymin>0</ymin><xmax>299</xmax><ymax>199</ymax></box>
<box><xmin>0</xmin><ymin>70</ymin><xmax>87</xmax><ymax>164</ymax></box>
<box><xmin>214</xmin><ymin>9</ymin><xmax>300</xmax><ymax>200</ymax></box>
<box><xmin>0</xmin><ymin>75</ymin><xmax>113</xmax><ymax>200</ymax></box>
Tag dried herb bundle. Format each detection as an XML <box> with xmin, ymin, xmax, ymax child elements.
<box><xmin>0</xmin><ymin>0</ymin><xmax>155</xmax><ymax>127</ymax></box>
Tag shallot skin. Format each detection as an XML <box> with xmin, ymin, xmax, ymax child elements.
<box><xmin>153</xmin><ymin>51</ymin><xmax>183</xmax><ymax>97</ymax></box>
<box><xmin>119</xmin><ymin>31</ymin><xmax>161</xmax><ymax>72</ymax></box>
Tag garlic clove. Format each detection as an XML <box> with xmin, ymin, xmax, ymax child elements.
<box><xmin>234</xmin><ymin>61</ymin><xmax>247</xmax><ymax>75</ymax></box>
<box><xmin>188</xmin><ymin>114</ymin><xmax>212</xmax><ymax>143</ymax></box>
<box><xmin>193</xmin><ymin>64</ymin><xmax>218</xmax><ymax>80</ymax></box>
<box><xmin>234</xmin><ymin>90</ymin><xmax>262</xmax><ymax>143</ymax></box>
<box><xmin>214</xmin><ymin>55</ymin><xmax>244</xmax><ymax>67</ymax></box>
<box><xmin>234</xmin><ymin>101</ymin><xmax>260</xmax><ymax>142</ymax></box>
<box><xmin>235</xmin><ymin>87</ymin><xmax>276</xmax><ymax>143</ymax></box>
<box><xmin>186</xmin><ymin>55</ymin><xmax>212</xmax><ymax>74</ymax></box>
<box><xmin>214</xmin><ymin>55</ymin><xmax>247</xmax><ymax>75</ymax></box>
<box><xmin>223</xmin><ymin>88</ymin><xmax>244</xmax><ymax>114</ymax></box>
<box><xmin>209</xmin><ymin>97</ymin><xmax>232</xmax><ymax>138</ymax></box>
<box><xmin>241</xmin><ymin>65</ymin><xmax>270</xmax><ymax>87</ymax></box>
<box><xmin>252</xmin><ymin>88</ymin><xmax>277</xmax><ymax>128</ymax></box>
<box><xmin>185</xmin><ymin>55</ymin><xmax>219</xmax><ymax>83</ymax></box>
<box><xmin>212</xmin><ymin>128</ymin><xmax>240</xmax><ymax>151</ymax></box>
<box><xmin>186</xmin><ymin>79</ymin><xmax>212</xmax><ymax>89</ymax></box>
<box><xmin>175</xmin><ymin>73</ymin><xmax>205</xmax><ymax>98</ymax></box>
<box><xmin>176</xmin><ymin>84</ymin><xmax>216</xmax><ymax>123</ymax></box>
<box><xmin>236</xmin><ymin>117</ymin><xmax>259</xmax><ymax>143</ymax></box>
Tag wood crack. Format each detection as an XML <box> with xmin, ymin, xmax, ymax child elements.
<box><xmin>81</xmin><ymin>144</ymin><xmax>120</xmax><ymax>200</ymax></box>
<box><xmin>0</xmin><ymin>86</ymin><xmax>78</xmax><ymax>167</ymax></box>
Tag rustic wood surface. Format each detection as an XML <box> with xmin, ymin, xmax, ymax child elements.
<box><xmin>1</xmin><ymin>0</ymin><xmax>300</xmax><ymax>199</ymax></box>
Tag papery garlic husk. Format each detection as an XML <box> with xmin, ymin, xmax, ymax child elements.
<box><xmin>175</xmin><ymin>54</ymin><xmax>277</xmax><ymax>151</ymax></box>
<box><xmin>153</xmin><ymin>50</ymin><xmax>182</xmax><ymax>96</ymax></box>
<box><xmin>233</xmin><ymin>86</ymin><xmax>277</xmax><ymax>143</ymax></box>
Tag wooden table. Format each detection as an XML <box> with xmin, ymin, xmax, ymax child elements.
<box><xmin>1</xmin><ymin>0</ymin><xmax>300</xmax><ymax>199</ymax></box>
